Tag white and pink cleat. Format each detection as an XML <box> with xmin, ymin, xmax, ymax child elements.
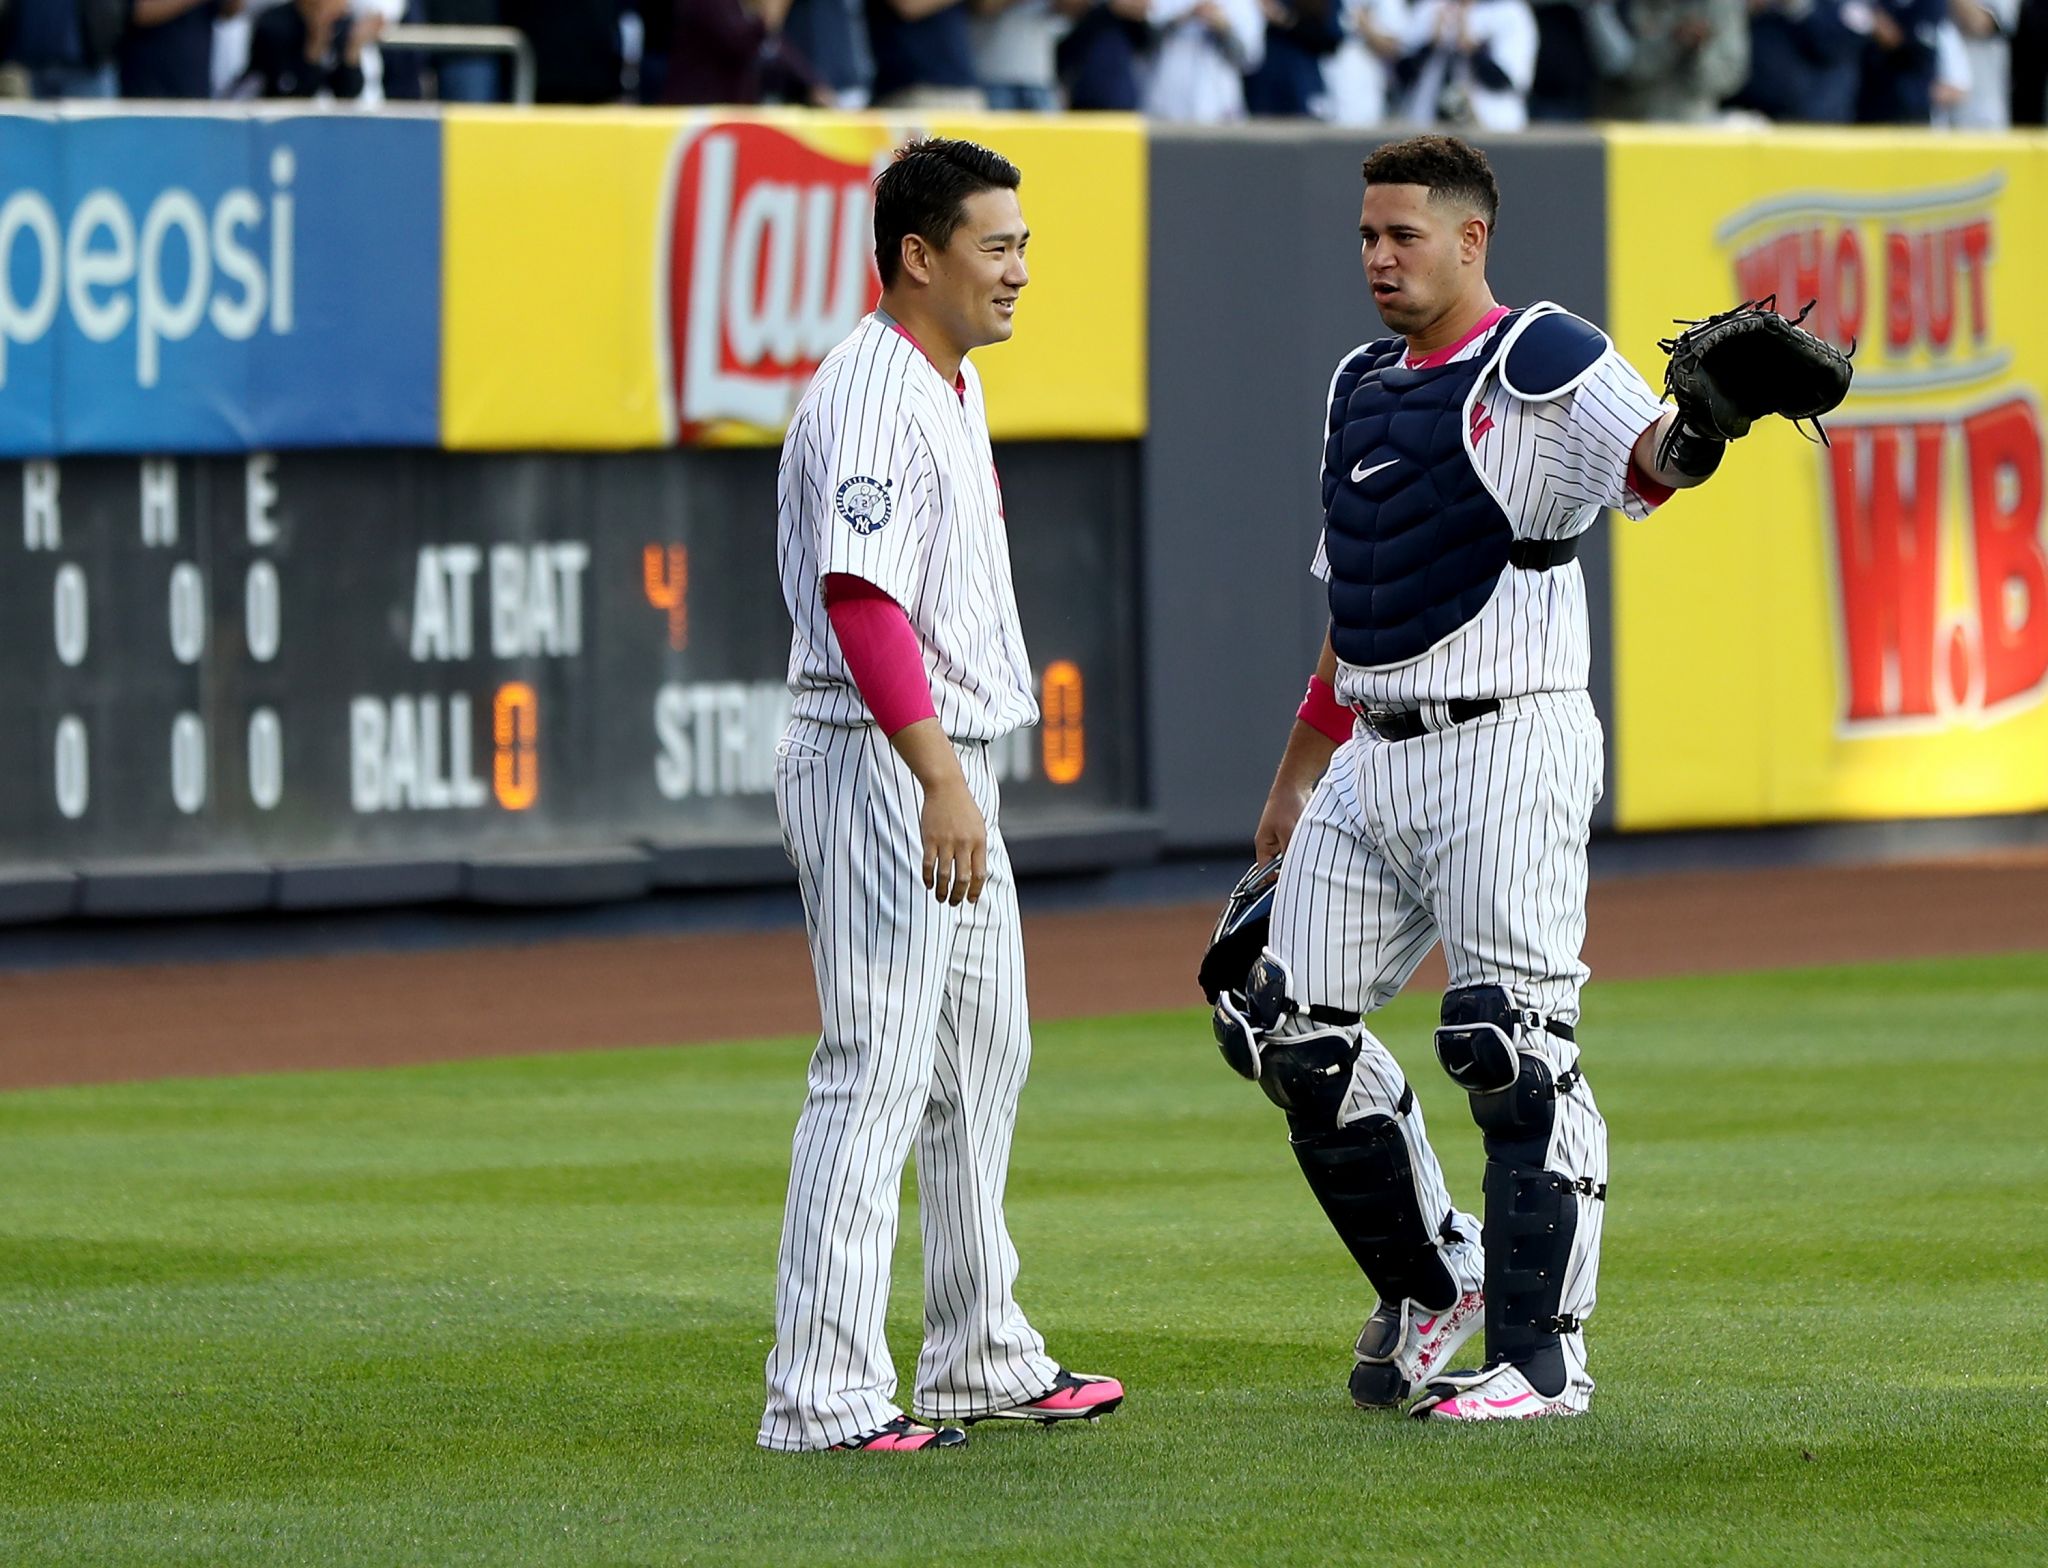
<box><xmin>1410</xmin><ymin>1359</ymin><xmax>1592</xmax><ymax>1421</ymax></box>
<box><xmin>1350</xmin><ymin>1290</ymin><xmax>1485</xmax><ymax>1409</ymax></box>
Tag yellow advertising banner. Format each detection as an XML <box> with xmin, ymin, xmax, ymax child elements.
<box><xmin>442</xmin><ymin>110</ymin><xmax>1146</xmax><ymax>450</ymax></box>
<box><xmin>1608</xmin><ymin>130</ymin><xmax>2048</xmax><ymax>829</ymax></box>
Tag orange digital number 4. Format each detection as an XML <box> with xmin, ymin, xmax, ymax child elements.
<box><xmin>644</xmin><ymin>544</ymin><xmax>689</xmax><ymax>651</ymax></box>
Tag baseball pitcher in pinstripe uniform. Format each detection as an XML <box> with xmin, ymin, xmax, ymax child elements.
<box><xmin>760</xmin><ymin>139</ymin><xmax>1123</xmax><ymax>1454</ymax></box>
<box><xmin>1210</xmin><ymin>135</ymin><xmax>1731</xmax><ymax>1421</ymax></box>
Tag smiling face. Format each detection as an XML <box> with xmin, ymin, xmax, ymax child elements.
<box><xmin>1359</xmin><ymin>182</ymin><xmax>1489</xmax><ymax>343</ymax></box>
<box><xmin>913</xmin><ymin>187</ymin><xmax>1030</xmax><ymax>354</ymax></box>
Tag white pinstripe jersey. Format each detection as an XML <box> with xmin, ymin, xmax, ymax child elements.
<box><xmin>1312</xmin><ymin>305</ymin><xmax>1669</xmax><ymax>707</ymax></box>
<box><xmin>778</xmin><ymin>311</ymin><xmax>1039</xmax><ymax>743</ymax></box>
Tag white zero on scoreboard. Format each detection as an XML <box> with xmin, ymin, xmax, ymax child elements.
<box><xmin>54</xmin><ymin>716</ymin><xmax>88</xmax><ymax>820</ymax></box>
<box><xmin>170</xmin><ymin>712</ymin><xmax>207</xmax><ymax>814</ymax></box>
<box><xmin>52</xmin><ymin>564</ymin><xmax>87</xmax><ymax>667</ymax></box>
<box><xmin>168</xmin><ymin>563</ymin><xmax>206</xmax><ymax>664</ymax></box>
<box><xmin>245</xmin><ymin>561</ymin><xmax>281</xmax><ymax>662</ymax></box>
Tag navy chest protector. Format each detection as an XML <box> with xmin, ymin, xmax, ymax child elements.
<box><xmin>1320</xmin><ymin>306</ymin><xmax>1603</xmax><ymax>670</ymax></box>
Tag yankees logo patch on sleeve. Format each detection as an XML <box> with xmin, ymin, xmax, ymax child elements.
<box><xmin>835</xmin><ymin>476</ymin><xmax>894</xmax><ymax>535</ymax></box>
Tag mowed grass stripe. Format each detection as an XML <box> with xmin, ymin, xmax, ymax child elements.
<box><xmin>1</xmin><ymin>953</ymin><xmax>2044</xmax><ymax>1566</ymax></box>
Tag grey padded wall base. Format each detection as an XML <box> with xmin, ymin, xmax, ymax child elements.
<box><xmin>76</xmin><ymin>860</ymin><xmax>276</xmax><ymax>918</ymax></box>
<box><xmin>274</xmin><ymin>859</ymin><xmax>466</xmax><ymax>910</ymax></box>
<box><xmin>463</xmin><ymin>848</ymin><xmax>655</xmax><ymax>907</ymax></box>
<box><xmin>0</xmin><ymin>868</ymin><xmax>79</xmax><ymax>924</ymax></box>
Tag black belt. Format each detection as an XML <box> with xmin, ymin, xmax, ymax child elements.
<box><xmin>1508</xmin><ymin>536</ymin><xmax>1580</xmax><ymax>569</ymax></box>
<box><xmin>1361</xmin><ymin>699</ymin><xmax>1500</xmax><ymax>742</ymax></box>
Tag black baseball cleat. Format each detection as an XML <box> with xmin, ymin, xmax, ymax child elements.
<box><xmin>830</xmin><ymin>1416</ymin><xmax>967</xmax><ymax>1451</ymax></box>
<box><xmin>961</xmin><ymin>1369</ymin><xmax>1126</xmax><ymax>1425</ymax></box>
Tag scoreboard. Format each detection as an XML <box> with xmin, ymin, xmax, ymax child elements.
<box><xmin>0</xmin><ymin>446</ymin><xmax>1148</xmax><ymax>917</ymax></box>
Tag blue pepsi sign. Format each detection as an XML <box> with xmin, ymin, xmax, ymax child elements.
<box><xmin>0</xmin><ymin>109</ymin><xmax>440</xmax><ymax>456</ymax></box>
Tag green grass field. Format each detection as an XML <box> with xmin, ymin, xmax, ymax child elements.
<box><xmin>3</xmin><ymin>953</ymin><xmax>2046</xmax><ymax>1566</ymax></box>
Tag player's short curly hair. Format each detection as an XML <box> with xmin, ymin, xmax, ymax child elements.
<box><xmin>874</xmin><ymin>138</ymin><xmax>1023</xmax><ymax>289</ymax></box>
<box><xmin>1362</xmin><ymin>135</ymin><xmax>1500</xmax><ymax>230</ymax></box>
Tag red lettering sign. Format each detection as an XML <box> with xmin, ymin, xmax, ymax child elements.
<box><xmin>666</xmin><ymin>123</ymin><xmax>883</xmax><ymax>440</ymax></box>
<box><xmin>1880</xmin><ymin>219</ymin><xmax>1998</xmax><ymax>360</ymax></box>
<box><xmin>1963</xmin><ymin>399</ymin><xmax>2048</xmax><ymax>709</ymax></box>
<box><xmin>1826</xmin><ymin>398</ymin><xmax>2048</xmax><ymax>725</ymax></box>
<box><xmin>1730</xmin><ymin>227</ymin><xmax>1863</xmax><ymax>351</ymax></box>
<box><xmin>1830</xmin><ymin>423</ymin><xmax>1944</xmax><ymax>721</ymax></box>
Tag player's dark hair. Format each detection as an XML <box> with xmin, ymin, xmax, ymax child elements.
<box><xmin>873</xmin><ymin>138</ymin><xmax>1022</xmax><ymax>289</ymax></box>
<box><xmin>1362</xmin><ymin>135</ymin><xmax>1500</xmax><ymax>231</ymax></box>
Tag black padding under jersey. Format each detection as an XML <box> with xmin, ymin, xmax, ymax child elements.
<box><xmin>1291</xmin><ymin>1112</ymin><xmax>1458</xmax><ymax>1313</ymax></box>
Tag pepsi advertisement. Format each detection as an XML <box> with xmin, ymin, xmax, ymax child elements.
<box><xmin>0</xmin><ymin>110</ymin><xmax>440</xmax><ymax>457</ymax></box>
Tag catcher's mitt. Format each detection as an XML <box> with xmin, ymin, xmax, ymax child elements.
<box><xmin>1658</xmin><ymin>296</ymin><xmax>1854</xmax><ymax>445</ymax></box>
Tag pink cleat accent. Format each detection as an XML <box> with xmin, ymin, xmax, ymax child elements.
<box><xmin>831</xmin><ymin>1416</ymin><xmax>967</xmax><ymax>1451</ymax></box>
<box><xmin>1411</xmin><ymin>1361</ymin><xmax>1591</xmax><ymax>1422</ymax></box>
<box><xmin>963</xmin><ymin>1369</ymin><xmax>1126</xmax><ymax>1424</ymax></box>
<box><xmin>1409</xmin><ymin>1293</ymin><xmax>1484</xmax><ymax>1377</ymax></box>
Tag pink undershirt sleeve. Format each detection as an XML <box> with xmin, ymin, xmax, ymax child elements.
<box><xmin>823</xmin><ymin>573</ymin><xmax>938</xmax><ymax>737</ymax></box>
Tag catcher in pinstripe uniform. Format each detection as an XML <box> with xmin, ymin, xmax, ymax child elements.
<box><xmin>1202</xmin><ymin>134</ymin><xmax>1850</xmax><ymax>1421</ymax></box>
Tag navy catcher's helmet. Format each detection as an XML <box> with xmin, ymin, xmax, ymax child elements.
<box><xmin>1197</xmin><ymin>856</ymin><xmax>1283</xmax><ymax>1005</ymax></box>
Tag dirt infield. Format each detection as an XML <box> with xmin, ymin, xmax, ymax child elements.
<box><xmin>4</xmin><ymin>856</ymin><xmax>2047</xmax><ymax>1092</ymax></box>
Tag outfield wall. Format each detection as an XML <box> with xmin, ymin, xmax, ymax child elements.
<box><xmin>0</xmin><ymin>108</ymin><xmax>1152</xmax><ymax>917</ymax></box>
<box><xmin>2</xmin><ymin>109</ymin><xmax>2044</xmax><ymax>919</ymax></box>
<box><xmin>1605</xmin><ymin>132</ymin><xmax>2048</xmax><ymax>831</ymax></box>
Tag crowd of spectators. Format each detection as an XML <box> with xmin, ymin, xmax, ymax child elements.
<box><xmin>2</xmin><ymin>0</ymin><xmax>2041</xmax><ymax>124</ymax></box>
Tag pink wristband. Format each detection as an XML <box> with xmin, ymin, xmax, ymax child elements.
<box><xmin>1297</xmin><ymin>675</ymin><xmax>1353</xmax><ymax>746</ymax></box>
<box><xmin>824</xmin><ymin>574</ymin><xmax>938</xmax><ymax>737</ymax></box>
<box><xmin>1627</xmin><ymin>454</ymin><xmax>1675</xmax><ymax>508</ymax></box>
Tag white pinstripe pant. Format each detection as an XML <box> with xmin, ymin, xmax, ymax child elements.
<box><xmin>1268</xmin><ymin>690</ymin><xmax>1608</xmax><ymax>1358</ymax></box>
<box><xmin>759</xmin><ymin>718</ymin><xmax>1058</xmax><ymax>1451</ymax></box>
<box><xmin>1273</xmin><ymin>691</ymin><xmax>1602</xmax><ymax>1022</ymax></box>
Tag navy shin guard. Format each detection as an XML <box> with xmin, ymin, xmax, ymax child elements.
<box><xmin>1292</xmin><ymin>1107</ymin><xmax>1460</xmax><ymax>1313</ymax></box>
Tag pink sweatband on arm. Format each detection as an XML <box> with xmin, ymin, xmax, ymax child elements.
<box><xmin>823</xmin><ymin>573</ymin><xmax>937</xmax><ymax>737</ymax></box>
<box><xmin>1297</xmin><ymin>675</ymin><xmax>1353</xmax><ymax>746</ymax></box>
<box><xmin>1626</xmin><ymin>454</ymin><xmax>1675</xmax><ymax>508</ymax></box>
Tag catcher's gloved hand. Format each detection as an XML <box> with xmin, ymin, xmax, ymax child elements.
<box><xmin>1657</xmin><ymin>297</ymin><xmax>1855</xmax><ymax>470</ymax></box>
